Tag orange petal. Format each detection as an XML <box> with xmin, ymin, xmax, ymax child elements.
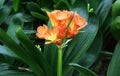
<box><xmin>36</xmin><ymin>24</ymin><xmax>48</xmax><ymax>39</ymax></box>
<box><xmin>47</xmin><ymin>10</ymin><xmax>73</xmax><ymax>27</ymax></box>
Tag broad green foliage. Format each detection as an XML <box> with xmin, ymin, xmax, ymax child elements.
<box><xmin>0</xmin><ymin>0</ymin><xmax>119</xmax><ymax>76</ymax></box>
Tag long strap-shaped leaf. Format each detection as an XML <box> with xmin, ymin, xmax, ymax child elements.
<box><xmin>0</xmin><ymin>28</ymin><xmax>45</xmax><ymax>76</ymax></box>
<box><xmin>107</xmin><ymin>41</ymin><xmax>120</xmax><ymax>76</ymax></box>
<box><xmin>16</xmin><ymin>27</ymin><xmax>51</xmax><ymax>76</ymax></box>
<box><xmin>69</xmin><ymin>63</ymin><xmax>97</xmax><ymax>76</ymax></box>
<box><xmin>79</xmin><ymin>32</ymin><xmax>103</xmax><ymax>68</ymax></box>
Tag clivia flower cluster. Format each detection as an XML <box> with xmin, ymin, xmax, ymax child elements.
<box><xmin>36</xmin><ymin>10</ymin><xmax>87</xmax><ymax>45</ymax></box>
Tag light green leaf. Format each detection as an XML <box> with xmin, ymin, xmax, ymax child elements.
<box><xmin>112</xmin><ymin>0</ymin><xmax>120</xmax><ymax>18</ymax></box>
<box><xmin>13</xmin><ymin>0</ymin><xmax>20</xmax><ymax>12</ymax></box>
<box><xmin>110</xmin><ymin>16</ymin><xmax>120</xmax><ymax>40</ymax></box>
<box><xmin>69</xmin><ymin>63</ymin><xmax>97</xmax><ymax>76</ymax></box>
<box><xmin>0</xmin><ymin>0</ymin><xmax>5</xmax><ymax>9</ymax></box>
<box><xmin>107</xmin><ymin>41</ymin><xmax>120</xmax><ymax>76</ymax></box>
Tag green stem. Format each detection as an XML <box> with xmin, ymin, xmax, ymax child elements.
<box><xmin>57</xmin><ymin>47</ymin><xmax>62</xmax><ymax>76</ymax></box>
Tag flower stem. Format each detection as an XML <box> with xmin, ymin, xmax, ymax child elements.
<box><xmin>57</xmin><ymin>47</ymin><xmax>62</xmax><ymax>76</ymax></box>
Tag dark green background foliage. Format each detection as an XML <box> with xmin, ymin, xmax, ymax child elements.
<box><xmin>0</xmin><ymin>0</ymin><xmax>120</xmax><ymax>76</ymax></box>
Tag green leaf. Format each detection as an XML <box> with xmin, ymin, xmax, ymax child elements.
<box><xmin>16</xmin><ymin>27</ymin><xmax>50</xmax><ymax>76</ymax></box>
<box><xmin>7</xmin><ymin>13</ymin><xmax>24</xmax><ymax>43</ymax></box>
<box><xmin>43</xmin><ymin>40</ymin><xmax>58</xmax><ymax>75</ymax></box>
<box><xmin>72</xmin><ymin>0</ymin><xmax>88</xmax><ymax>19</ymax></box>
<box><xmin>0</xmin><ymin>28</ymin><xmax>45</xmax><ymax>76</ymax></box>
<box><xmin>31</xmin><ymin>11</ymin><xmax>48</xmax><ymax>22</ymax></box>
<box><xmin>63</xmin><ymin>13</ymin><xmax>99</xmax><ymax>76</ymax></box>
<box><xmin>55</xmin><ymin>0</ymin><xmax>70</xmax><ymax>10</ymax></box>
<box><xmin>0</xmin><ymin>45</ymin><xmax>17</xmax><ymax>58</ymax></box>
<box><xmin>79</xmin><ymin>32</ymin><xmax>103</xmax><ymax>68</ymax></box>
<box><xmin>52</xmin><ymin>0</ymin><xmax>60</xmax><ymax>4</ymax></box>
<box><xmin>0</xmin><ymin>0</ymin><xmax>12</xmax><ymax>25</ymax></box>
<box><xmin>96</xmin><ymin>0</ymin><xmax>113</xmax><ymax>26</ymax></box>
<box><xmin>44</xmin><ymin>44</ymin><xmax>58</xmax><ymax>76</ymax></box>
<box><xmin>69</xmin><ymin>63</ymin><xmax>97</xmax><ymax>76</ymax></box>
<box><xmin>0</xmin><ymin>0</ymin><xmax>5</xmax><ymax>9</ymax></box>
<box><xmin>36</xmin><ymin>0</ymin><xmax>53</xmax><ymax>9</ymax></box>
<box><xmin>13</xmin><ymin>0</ymin><xmax>20</xmax><ymax>12</ymax></box>
<box><xmin>112</xmin><ymin>0</ymin><xmax>120</xmax><ymax>18</ymax></box>
<box><xmin>110</xmin><ymin>16</ymin><xmax>120</xmax><ymax>40</ymax></box>
<box><xmin>107</xmin><ymin>41</ymin><xmax>120</xmax><ymax>76</ymax></box>
<box><xmin>26</xmin><ymin>2</ymin><xmax>41</xmax><ymax>12</ymax></box>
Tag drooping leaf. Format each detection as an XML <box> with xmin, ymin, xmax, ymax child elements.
<box><xmin>69</xmin><ymin>63</ymin><xmax>97</xmax><ymax>76</ymax></box>
<box><xmin>31</xmin><ymin>11</ymin><xmax>48</xmax><ymax>22</ymax></box>
<box><xmin>7</xmin><ymin>13</ymin><xmax>24</xmax><ymax>43</ymax></box>
<box><xmin>107</xmin><ymin>41</ymin><xmax>120</xmax><ymax>76</ymax></box>
<box><xmin>16</xmin><ymin>27</ymin><xmax>50</xmax><ymax>76</ymax></box>
<box><xmin>0</xmin><ymin>28</ymin><xmax>45</xmax><ymax>76</ymax></box>
<box><xmin>0</xmin><ymin>0</ymin><xmax>12</xmax><ymax>25</ymax></box>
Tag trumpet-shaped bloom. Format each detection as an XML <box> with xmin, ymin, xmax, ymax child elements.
<box><xmin>36</xmin><ymin>10</ymin><xmax>87</xmax><ymax>45</ymax></box>
<box><xmin>67</xmin><ymin>13</ymin><xmax>87</xmax><ymax>37</ymax></box>
<box><xmin>47</xmin><ymin>10</ymin><xmax>73</xmax><ymax>27</ymax></box>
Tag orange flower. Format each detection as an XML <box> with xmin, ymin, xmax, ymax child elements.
<box><xmin>47</xmin><ymin>10</ymin><xmax>73</xmax><ymax>27</ymax></box>
<box><xmin>36</xmin><ymin>10</ymin><xmax>87</xmax><ymax>45</ymax></box>
<box><xmin>36</xmin><ymin>24</ymin><xmax>48</xmax><ymax>39</ymax></box>
<box><xmin>67</xmin><ymin>13</ymin><xmax>87</xmax><ymax>37</ymax></box>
